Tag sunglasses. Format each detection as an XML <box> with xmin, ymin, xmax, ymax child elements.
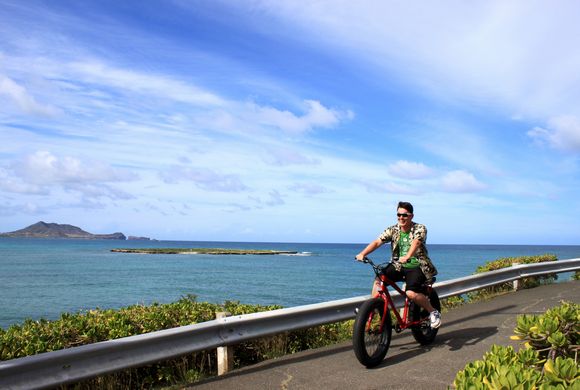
<box><xmin>397</xmin><ymin>213</ymin><xmax>411</xmax><ymax>218</ymax></box>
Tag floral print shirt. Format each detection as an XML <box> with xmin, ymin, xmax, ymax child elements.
<box><xmin>378</xmin><ymin>222</ymin><xmax>438</xmax><ymax>282</ymax></box>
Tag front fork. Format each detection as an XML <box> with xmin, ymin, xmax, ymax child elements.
<box><xmin>368</xmin><ymin>281</ymin><xmax>397</xmax><ymax>334</ymax></box>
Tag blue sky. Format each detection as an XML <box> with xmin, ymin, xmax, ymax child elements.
<box><xmin>1</xmin><ymin>1</ymin><xmax>579</xmax><ymax>244</ymax></box>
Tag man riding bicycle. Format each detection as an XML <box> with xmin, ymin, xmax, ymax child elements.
<box><xmin>356</xmin><ymin>201</ymin><xmax>441</xmax><ymax>329</ymax></box>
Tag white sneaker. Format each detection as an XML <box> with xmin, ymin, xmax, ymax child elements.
<box><xmin>429</xmin><ymin>310</ymin><xmax>441</xmax><ymax>329</ymax></box>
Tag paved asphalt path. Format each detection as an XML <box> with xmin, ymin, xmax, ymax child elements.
<box><xmin>188</xmin><ymin>281</ymin><xmax>579</xmax><ymax>390</ymax></box>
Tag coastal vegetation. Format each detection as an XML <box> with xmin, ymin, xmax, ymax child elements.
<box><xmin>0</xmin><ymin>253</ymin><xmax>570</xmax><ymax>388</ymax></box>
<box><xmin>439</xmin><ymin>254</ymin><xmax>558</xmax><ymax>309</ymax></box>
<box><xmin>111</xmin><ymin>248</ymin><xmax>298</xmax><ymax>255</ymax></box>
<box><xmin>0</xmin><ymin>296</ymin><xmax>351</xmax><ymax>388</ymax></box>
<box><xmin>453</xmin><ymin>301</ymin><xmax>579</xmax><ymax>389</ymax></box>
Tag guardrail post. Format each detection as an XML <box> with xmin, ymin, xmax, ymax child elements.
<box><xmin>512</xmin><ymin>263</ymin><xmax>520</xmax><ymax>291</ymax></box>
<box><xmin>216</xmin><ymin>311</ymin><xmax>233</xmax><ymax>376</ymax></box>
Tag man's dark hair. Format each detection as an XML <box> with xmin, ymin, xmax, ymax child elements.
<box><xmin>397</xmin><ymin>201</ymin><xmax>414</xmax><ymax>214</ymax></box>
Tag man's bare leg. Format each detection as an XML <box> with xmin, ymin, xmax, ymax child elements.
<box><xmin>406</xmin><ymin>290</ymin><xmax>435</xmax><ymax>312</ymax></box>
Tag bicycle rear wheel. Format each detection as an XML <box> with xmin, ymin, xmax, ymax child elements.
<box><xmin>410</xmin><ymin>288</ymin><xmax>441</xmax><ymax>345</ymax></box>
<box><xmin>352</xmin><ymin>298</ymin><xmax>392</xmax><ymax>367</ymax></box>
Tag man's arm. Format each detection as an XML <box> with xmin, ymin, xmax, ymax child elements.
<box><xmin>356</xmin><ymin>239</ymin><xmax>384</xmax><ymax>261</ymax></box>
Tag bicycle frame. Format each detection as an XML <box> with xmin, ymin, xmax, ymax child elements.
<box><xmin>374</xmin><ymin>275</ymin><xmax>428</xmax><ymax>332</ymax></box>
<box><xmin>364</xmin><ymin>258</ymin><xmax>432</xmax><ymax>333</ymax></box>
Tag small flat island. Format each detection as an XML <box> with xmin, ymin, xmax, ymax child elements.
<box><xmin>111</xmin><ymin>248</ymin><xmax>298</xmax><ymax>255</ymax></box>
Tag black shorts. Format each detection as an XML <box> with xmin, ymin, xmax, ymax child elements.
<box><xmin>380</xmin><ymin>263</ymin><xmax>426</xmax><ymax>293</ymax></box>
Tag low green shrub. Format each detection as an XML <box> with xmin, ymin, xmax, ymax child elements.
<box><xmin>511</xmin><ymin>301</ymin><xmax>579</xmax><ymax>361</ymax></box>
<box><xmin>440</xmin><ymin>254</ymin><xmax>560</xmax><ymax>310</ymax></box>
<box><xmin>543</xmin><ymin>356</ymin><xmax>580</xmax><ymax>388</ymax></box>
<box><xmin>454</xmin><ymin>345</ymin><xmax>579</xmax><ymax>389</ymax></box>
<box><xmin>469</xmin><ymin>254</ymin><xmax>558</xmax><ymax>300</ymax></box>
<box><xmin>454</xmin><ymin>301</ymin><xmax>580</xmax><ymax>389</ymax></box>
<box><xmin>454</xmin><ymin>345</ymin><xmax>542</xmax><ymax>389</ymax></box>
<box><xmin>0</xmin><ymin>296</ymin><xmax>352</xmax><ymax>388</ymax></box>
<box><xmin>0</xmin><ymin>295</ymin><xmax>229</xmax><ymax>361</ymax></box>
<box><xmin>441</xmin><ymin>295</ymin><xmax>467</xmax><ymax>311</ymax></box>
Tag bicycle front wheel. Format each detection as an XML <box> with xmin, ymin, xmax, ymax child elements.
<box><xmin>352</xmin><ymin>298</ymin><xmax>392</xmax><ymax>368</ymax></box>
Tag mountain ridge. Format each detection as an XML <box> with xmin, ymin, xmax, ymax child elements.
<box><xmin>0</xmin><ymin>221</ymin><xmax>126</xmax><ymax>240</ymax></box>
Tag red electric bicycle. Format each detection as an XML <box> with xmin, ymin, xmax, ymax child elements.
<box><xmin>352</xmin><ymin>257</ymin><xmax>441</xmax><ymax>367</ymax></box>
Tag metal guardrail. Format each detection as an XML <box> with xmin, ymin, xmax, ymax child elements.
<box><xmin>1</xmin><ymin>258</ymin><xmax>579</xmax><ymax>389</ymax></box>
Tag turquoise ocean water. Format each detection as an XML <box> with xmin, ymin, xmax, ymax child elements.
<box><xmin>1</xmin><ymin>238</ymin><xmax>579</xmax><ymax>329</ymax></box>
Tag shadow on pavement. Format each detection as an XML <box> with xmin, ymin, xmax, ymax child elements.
<box><xmin>393</xmin><ymin>326</ymin><xmax>498</xmax><ymax>351</ymax></box>
<box><xmin>439</xmin><ymin>326</ymin><xmax>499</xmax><ymax>351</ymax></box>
<box><xmin>442</xmin><ymin>303</ymin><xmax>517</xmax><ymax>327</ymax></box>
<box><xmin>374</xmin><ymin>326</ymin><xmax>498</xmax><ymax>368</ymax></box>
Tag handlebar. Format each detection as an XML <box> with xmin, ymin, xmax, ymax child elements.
<box><xmin>358</xmin><ymin>256</ymin><xmax>373</xmax><ymax>264</ymax></box>
<box><xmin>356</xmin><ymin>256</ymin><xmax>388</xmax><ymax>277</ymax></box>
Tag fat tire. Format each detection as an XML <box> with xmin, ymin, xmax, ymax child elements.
<box><xmin>352</xmin><ymin>298</ymin><xmax>392</xmax><ymax>367</ymax></box>
<box><xmin>410</xmin><ymin>288</ymin><xmax>441</xmax><ymax>345</ymax></box>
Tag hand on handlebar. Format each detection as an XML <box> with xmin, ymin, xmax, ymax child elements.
<box><xmin>355</xmin><ymin>254</ymin><xmax>371</xmax><ymax>263</ymax></box>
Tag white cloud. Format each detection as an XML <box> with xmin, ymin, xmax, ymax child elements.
<box><xmin>387</xmin><ymin>160</ymin><xmax>433</xmax><ymax>179</ymax></box>
<box><xmin>230</xmin><ymin>190</ymin><xmax>286</xmax><ymax>211</ymax></box>
<box><xmin>0</xmin><ymin>75</ymin><xmax>60</xmax><ymax>116</ymax></box>
<box><xmin>0</xmin><ymin>168</ymin><xmax>47</xmax><ymax>194</ymax></box>
<box><xmin>65</xmin><ymin>183</ymin><xmax>134</xmax><ymax>201</ymax></box>
<box><xmin>288</xmin><ymin>182</ymin><xmax>332</xmax><ymax>195</ymax></box>
<box><xmin>254</xmin><ymin>2</ymin><xmax>580</xmax><ymax>119</ymax></box>
<box><xmin>68</xmin><ymin>61</ymin><xmax>225</xmax><ymax>107</ymax></box>
<box><xmin>160</xmin><ymin>165</ymin><xmax>248</xmax><ymax>192</ymax></box>
<box><xmin>357</xmin><ymin>180</ymin><xmax>421</xmax><ymax>195</ymax></box>
<box><xmin>2</xmin><ymin>53</ymin><xmax>354</xmax><ymax>147</ymax></box>
<box><xmin>12</xmin><ymin>151</ymin><xmax>136</xmax><ymax>184</ymax></box>
<box><xmin>263</xmin><ymin>148</ymin><xmax>320</xmax><ymax>166</ymax></box>
<box><xmin>265</xmin><ymin>189</ymin><xmax>285</xmax><ymax>206</ymax></box>
<box><xmin>441</xmin><ymin>170</ymin><xmax>486</xmax><ymax>193</ymax></box>
<box><xmin>1</xmin><ymin>151</ymin><xmax>137</xmax><ymax>202</ymax></box>
<box><xmin>227</xmin><ymin>202</ymin><xmax>253</xmax><ymax>212</ymax></box>
<box><xmin>0</xmin><ymin>201</ymin><xmax>46</xmax><ymax>216</ymax></box>
<box><xmin>527</xmin><ymin>115</ymin><xmax>580</xmax><ymax>152</ymax></box>
<box><xmin>246</xmin><ymin>99</ymin><xmax>353</xmax><ymax>134</ymax></box>
<box><xmin>415</xmin><ymin>118</ymin><xmax>503</xmax><ymax>176</ymax></box>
